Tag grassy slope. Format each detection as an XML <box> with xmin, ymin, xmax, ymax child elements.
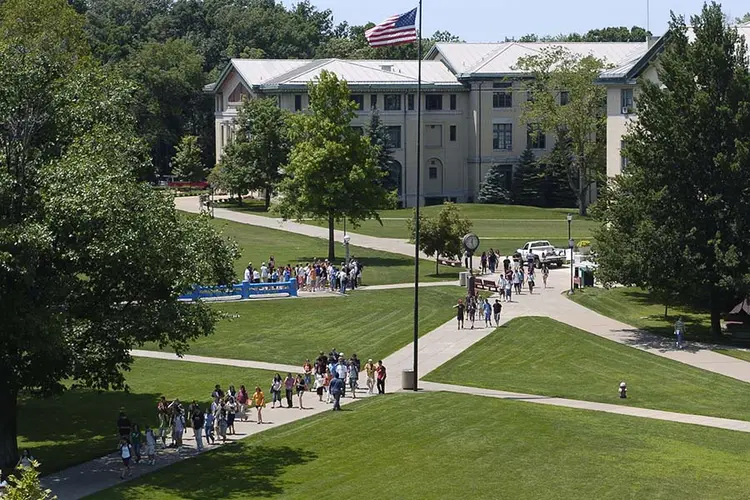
<box><xmin>425</xmin><ymin>317</ymin><xmax>750</xmax><ymax>421</ymax></box>
<box><xmin>568</xmin><ymin>286</ymin><xmax>713</xmax><ymax>339</ymax></box>
<box><xmin>146</xmin><ymin>287</ymin><xmax>463</xmax><ymax>365</ymax></box>
<box><xmin>213</xmin><ymin>218</ymin><xmax>459</xmax><ymax>285</ymax></box>
<box><xmin>19</xmin><ymin>358</ymin><xmax>275</xmax><ymax>474</ymax></box>
<box><xmin>91</xmin><ymin>392</ymin><xmax>750</xmax><ymax>500</ymax></box>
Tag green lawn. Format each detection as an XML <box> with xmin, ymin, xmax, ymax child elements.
<box><xmin>425</xmin><ymin>317</ymin><xmax>750</xmax><ymax>421</ymax></box>
<box><xmin>568</xmin><ymin>286</ymin><xmax>716</xmax><ymax>339</ymax></box>
<box><xmin>715</xmin><ymin>349</ymin><xmax>750</xmax><ymax>363</ymax></box>
<box><xmin>146</xmin><ymin>287</ymin><xmax>462</xmax><ymax>365</ymax></box>
<box><xmin>213</xmin><ymin>218</ymin><xmax>459</xmax><ymax>285</ymax></box>
<box><xmin>91</xmin><ymin>392</ymin><xmax>750</xmax><ymax>500</ymax></box>
<box><xmin>19</xmin><ymin>358</ymin><xmax>275</xmax><ymax>475</ymax></box>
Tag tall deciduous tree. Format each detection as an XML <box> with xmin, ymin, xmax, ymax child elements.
<box><xmin>0</xmin><ymin>0</ymin><xmax>238</xmax><ymax>470</ymax></box>
<box><xmin>277</xmin><ymin>70</ymin><xmax>393</xmax><ymax>260</ymax></box>
<box><xmin>224</xmin><ymin>96</ymin><xmax>290</xmax><ymax>210</ymax></box>
<box><xmin>407</xmin><ymin>202</ymin><xmax>473</xmax><ymax>274</ymax></box>
<box><xmin>596</xmin><ymin>3</ymin><xmax>750</xmax><ymax>336</ymax></box>
<box><xmin>171</xmin><ymin>135</ymin><xmax>205</xmax><ymax>181</ymax></box>
<box><xmin>516</xmin><ymin>47</ymin><xmax>607</xmax><ymax>215</ymax></box>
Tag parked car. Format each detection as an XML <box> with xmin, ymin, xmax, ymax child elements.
<box><xmin>517</xmin><ymin>240</ymin><xmax>565</xmax><ymax>268</ymax></box>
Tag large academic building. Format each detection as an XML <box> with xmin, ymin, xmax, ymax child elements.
<box><xmin>206</xmin><ymin>39</ymin><xmax>655</xmax><ymax>207</ymax></box>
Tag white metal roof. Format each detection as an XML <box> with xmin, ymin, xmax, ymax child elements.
<box><xmin>431</xmin><ymin>41</ymin><xmax>647</xmax><ymax>77</ymax></box>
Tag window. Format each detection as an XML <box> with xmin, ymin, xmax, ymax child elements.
<box><xmin>386</xmin><ymin>126</ymin><xmax>402</xmax><ymax>149</ymax></box>
<box><xmin>351</xmin><ymin>94</ymin><xmax>364</xmax><ymax>110</ymax></box>
<box><xmin>621</xmin><ymin>88</ymin><xmax>634</xmax><ymax>113</ymax></box>
<box><xmin>216</xmin><ymin>93</ymin><xmax>224</xmax><ymax>112</ymax></box>
<box><xmin>384</xmin><ymin>94</ymin><xmax>401</xmax><ymax>111</ymax></box>
<box><xmin>425</xmin><ymin>94</ymin><xmax>443</xmax><ymax>111</ymax></box>
<box><xmin>620</xmin><ymin>140</ymin><xmax>629</xmax><ymax>172</ymax></box>
<box><xmin>449</xmin><ymin>94</ymin><xmax>457</xmax><ymax>110</ymax></box>
<box><xmin>560</xmin><ymin>91</ymin><xmax>570</xmax><ymax>105</ymax></box>
<box><xmin>492</xmin><ymin>82</ymin><xmax>512</xmax><ymax>108</ymax></box>
<box><xmin>294</xmin><ymin>95</ymin><xmax>302</xmax><ymax>112</ymax></box>
<box><xmin>527</xmin><ymin>124</ymin><xmax>546</xmax><ymax>149</ymax></box>
<box><xmin>428</xmin><ymin>167</ymin><xmax>438</xmax><ymax>179</ymax></box>
<box><xmin>492</xmin><ymin>123</ymin><xmax>512</xmax><ymax>150</ymax></box>
<box><xmin>370</xmin><ymin>94</ymin><xmax>377</xmax><ymax>109</ymax></box>
<box><xmin>407</xmin><ymin>94</ymin><xmax>415</xmax><ymax>110</ymax></box>
<box><xmin>449</xmin><ymin>125</ymin><xmax>456</xmax><ymax>141</ymax></box>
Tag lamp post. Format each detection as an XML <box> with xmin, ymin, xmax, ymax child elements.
<box><xmin>567</xmin><ymin>213</ymin><xmax>574</xmax><ymax>295</ymax></box>
<box><xmin>343</xmin><ymin>234</ymin><xmax>351</xmax><ymax>265</ymax></box>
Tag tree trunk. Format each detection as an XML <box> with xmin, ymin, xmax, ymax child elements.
<box><xmin>328</xmin><ymin>213</ymin><xmax>335</xmax><ymax>261</ymax></box>
<box><xmin>0</xmin><ymin>384</ymin><xmax>18</xmax><ymax>473</ymax></box>
<box><xmin>578</xmin><ymin>172</ymin><xmax>587</xmax><ymax>217</ymax></box>
<box><xmin>237</xmin><ymin>193</ymin><xmax>243</xmax><ymax>206</ymax></box>
<box><xmin>709</xmin><ymin>289</ymin><xmax>722</xmax><ymax>337</ymax></box>
<box><xmin>264</xmin><ymin>189</ymin><xmax>271</xmax><ymax>211</ymax></box>
<box><xmin>435</xmin><ymin>258</ymin><xmax>439</xmax><ymax>276</ymax></box>
<box><xmin>664</xmin><ymin>303</ymin><xmax>669</xmax><ymax>319</ymax></box>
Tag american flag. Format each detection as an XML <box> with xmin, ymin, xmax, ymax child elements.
<box><xmin>365</xmin><ymin>8</ymin><xmax>418</xmax><ymax>47</ymax></box>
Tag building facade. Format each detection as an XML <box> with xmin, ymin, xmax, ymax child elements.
<box><xmin>208</xmin><ymin>41</ymin><xmax>646</xmax><ymax>206</ymax></box>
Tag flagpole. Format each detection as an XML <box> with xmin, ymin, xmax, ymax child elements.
<box><xmin>413</xmin><ymin>0</ymin><xmax>422</xmax><ymax>392</ymax></box>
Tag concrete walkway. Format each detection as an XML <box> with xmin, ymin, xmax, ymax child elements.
<box><xmin>131</xmin><ymin>349</ymin><xmax>301</xmax><ymax>375</ymax></box>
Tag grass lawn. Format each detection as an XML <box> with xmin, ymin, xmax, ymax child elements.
<box><xmin>568</xmin><ymin>286</ymin><xmax>717</xmax><ymax>339</ymax></box>
<box><xmin>424</xmin><ymin>317</ymin><xmax>750</xmax><ymax>421</ymax></box>
<box><xmin>91</xmin><ymin>391</ymin><xmax>750</xmax><ymax>500</ymax></box>
<box><xmin>715</xmin><ymin>349</ymin><xmax>750</xmax><ymax>363</ymax></box>
<box><xmin>146</xmin><ymin>287</ymin><xmax>463</xmax><ymax>366</ymax></box>
<box><xmin>19</xmin><ymin>358</ymin><xmax>275</xmax><ymax>475</ymax></box>
<box><xmin>213</xmin><ymin>218</ymin><xmax>459</xmax><ymax>285</ymax></box>
<box><xmin>219</xmin><ymin>201</ymin><xmax>598</xmax><ymax>254</ymax></box>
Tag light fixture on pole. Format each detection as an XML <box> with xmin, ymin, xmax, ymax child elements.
<box><xmin>343</xmin><ymin>234</ymin><xmax>351</xmax><ymax>265</ymax></box>
<box><xmin>567</xmin><ymin>213</ymin><xmax>574</xmax><ymax>295</ymax></box>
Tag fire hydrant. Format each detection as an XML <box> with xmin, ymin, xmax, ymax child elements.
<box><xmin>619</xmin><ymin>382</ymin><xmax>627</xmax><ymax>399</ymax></box>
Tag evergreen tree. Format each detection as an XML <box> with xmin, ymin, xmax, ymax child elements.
<box><xmin>477</xmin><ymin>165</ymin><xmax>511</xmax><ymax>204</ymax></box>
<box><xmin>365</xmin><ymin>109</ymin><xmax>396</xmax><ymax>192</ymax></box>
<box><xmin>540</xmin><ymin>130</ymin><xmax>578</xmax><ymax>208</ymax></box>
<box><xmin>511</xmin><ymin>148</ymin><xmax>541</xmax><ymax>206</ymax></box>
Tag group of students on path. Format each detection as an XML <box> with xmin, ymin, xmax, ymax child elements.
<box><xmin>114</xmin><ymin>349</ymin><xmax>387</xmax><ymax>480</ymax></box>
<box><xmin>243</xmin><ymin>257</ymin><xmax>364</xmax><ymax>293</ymax></box>
<box><xmin>454</xmin><ymin>293</ymin><xmax>504</xmax><ymax>330</ymax></box>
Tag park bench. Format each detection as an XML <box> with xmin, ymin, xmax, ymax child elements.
<box><xmin>474</xmin><ymin>279</ymin><xmax>499</xmax><ymax>292</ymax></box>
<box><xmin>180</xmin><ymin>280</ymin><xmax>298</xmax><ymax>301</ymax></box>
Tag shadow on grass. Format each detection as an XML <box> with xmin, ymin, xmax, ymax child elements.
<box><xmin>105</xmin><ymin>444</ymin><xmax>317</xmax><ymax>499</ymax></box>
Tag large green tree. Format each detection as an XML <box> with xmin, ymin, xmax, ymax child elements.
<box><xmin>511</xmin><ymin>148</ymin><xmax>542</xmax><ymax>206</ymax></box>
<box><xmin>407</xmin><ymin>202</ymin><xmax>473</xmax><ymax>274</ymax></box>
<box><xmin>221</xmin><ymin>96</ymin><xmax>290</xmax><ymax>210</ymax></box>
<box><xmin>516</xmin><ymin>47</ymin><xmax>607</xmax><ymax>215</ymax></box>
<box><xmin>277</xmin><ymin>70</ymin><xmax>393</xmax><ymax>260</ymax></box>
<box><xmin>0</xmin><ymin>0</ymin><xmax>238</xmax><ymax>471</ymax></box>
<box><xmin>477</xmin><ymin>165</ymin><xmax>511</xmax><ymax>205</ymax></box>
<box><xmin>596</xmin><ymin>2</ymin><xmax>750</xmax><ymax>336</ymax></box>
<box><xmin>365</xmin><ymin>109</ymin><xmax>397</xmax><ymax>193</ymax></box>
<box><xmin>171</xmin><ymin>135</ymin><xmax>205</xmax><ymax>181</ymax></box>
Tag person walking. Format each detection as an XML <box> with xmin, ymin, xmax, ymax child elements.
<box><xmin>542</xmin><ymin>264</ymin><xmax>549</xmax><ymax>288</ymax></box>
<box><xmin>467</xmin><ymin>295</ymin><xmax>477</xmax><ymax>329</ymax></box>
<box><xmin>237</xmin><ymin>386</ymin><xmax>249</xmax><ymax>421</ymax></box>
<box><xmin>156</xmin><ymin>396</ymin><xmax>169</xmax><ymax>448</ymax></box>
<box><xmin>488</xmin><ymin>249</ymin><xmax>497</xmax><ymax>274</ymax></box>
<box><xmin>118</xmin><ymin>437</ymin><xmax>133</xmax><ymax>480</ymax></box>
<box><xmin>117</xmin><ymin>410</ymin><xmax>132</xmax><ymax>444</ymax></box>
<box><xmin>483</xmin><ymin>298</ymin><xmax>492</xmax><ymax>327</ymax></box>
<box><xmin>675</xmin><ymin>317</ymin><xmax>685</xmax><ymax>349</ymax></box>
<box><xmin>270</xmin><ymin>374</ymin><xmax>282</xmax><ymax>409</ymax></box>
<box><xmin>295</xmin><ymin>374</ymin><xmax>306</xmax><ymax>409</ymax></box>
<box><xmin>173</xmin><ymin>408</ymin><xmax>185</xmax><ymax>451</ymax></box>
<box><xmin>144</xmin><ymin>425</ymin><xmax>157</xmax><ymax>465</ymax></box>
<box><xmin>225</xmin><ymin>396</ymin><xmax>237</xmax><ymax>435</ymax></box>
<box><xmin>493</xmin><ymin>299</ymin><xmax>502</xmax><ymax>327</ymax></box>
<box><xmin>329</xmin><ymin>373</ymin><xmax>345</xmax><ymax>411</ymax></box>
<box><xmin>480</xmin><ymin>251</ymin><xmax>488</xmax><ymax>275</ymax></box>
<box><xmin>303</xmin><ymin>359</ymin><xmax>314</xmax><ymax>387</ymax></box>
<box><xmin>364</xmin><ymin>359</ymin><xmax>376</xmax><ymax>394</ymax></box>
<box><xmin>191</xmin><ymin>409</ymin><xmax>204</xmax><ymax>452</ymax></box>
<box><xmin>376</xmin><ymin>360</ymin><xmax>387</xmax><ymax>394</ymax></box>
<box><xmin>130</xmin><ymin>424</ymin><xmax>142</xmax><ymax>463</ymax></box>
<box><xmin>324</xmin><ymin>368</ymin><xmax>334</xmax><ymax>403</ymax></box>
<box><xmin>203</xmin><ymin>408</ymin><xmax>215</xmax><ymax>446</ymax></box>
<box><xmin>504</xmin><ymin>273</ymin><xmax>513</xmax><ymax>302</ymax></box>
<box><xmin>252</xmin><ymin>386</ymin><xmax>266</xmax><ymax>424</ymax></box>
<box><xmin>348</xmin><ymin>359</ymin><xmax>359</xmax><ymax>399</ymax></box>
<box><xmin>528</xmin><ymin>271</ymin><xmax>535</xmax><ymax>294</ymax></box>
<box><xmin>454</xmin><ymin>299</ymin><xmax>465</xmax><ymax>329</ymax></box>
<box><xmin>284</xmin><ymin>373</ymin><xmax>294</xmax><ymax>408</ymax></box>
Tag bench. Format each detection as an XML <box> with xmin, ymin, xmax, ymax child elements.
<box><xmin>180</xmin><ymin>280</ymin><xmax>298</xmax><ymax>301</ymax></box>
<box><xmin>474</xmin><ymin>278</ymin><xmax>499</xmax><ymax>292</ymax></box>
<box><xmin>438</xmin><ymin>257</ymin><xmax>462</xmax><ymax>267</ymax></box>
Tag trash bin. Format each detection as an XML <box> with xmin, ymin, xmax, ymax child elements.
<box><xmin>582</xmin><ymin>269</ymin><xmax>595</xmax><ymax>287</ymax></box>
<box><xmin>402</xmin><ymin>369</ymin><xmax>417</xmax><ymax>390</ymax></box>
<box><xmin>459</xmin><ymin>271</ymin><xmax>468</xmax><ymax>287</ymax></box>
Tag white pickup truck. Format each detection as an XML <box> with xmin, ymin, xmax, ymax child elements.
<box><xmin>516</xmin><ymin>240</ymin><xmax>565</xmax><ymax>268</ymax></box>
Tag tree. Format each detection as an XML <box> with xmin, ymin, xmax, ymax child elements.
<box><xmin>539</xmin><ymin>129</ymin><xmax>578</xmax><ymax>208</ymax></box>
<box><xmin>516</xmin><ymin>47</ymin><xmax>607</xmax><ymax>215</ymax></box>
<box><xmin>0</xmin><ymin>0</ymin><xmax>238</xmax><ymax>470</ymax></box>
<box><xmin>277</xmin><ymin>70</ymin><xmax>393</xmax><ymax>260</ymax></box>
<box><xmin>226</xmin><ymin>97</ymin><xmax>290</xmax><ymax>210</ymax></box>
<box><xmin>3</xmin><ymin>461</ymin><xmax>55</xmax><ymax>499</ymax></box>
<box><xmin>407</xmin><ymin>202</ymin><xmax>473</xmax><ymax>274</ymax></box>
<box><xmin>365</xmin><ymin>109</ymin><xmax>396</xmax><ymax>192</ymax></box>
<box><xmin>171</xmin><ymin>135</ymin><xmax>205</xmax><ymax>181</ymax></box>
<box><xmin>737</xmin><ymin>12</ymin><xmax>750</xmax><ymax>24</ymax></box>
<box><xmin>511</xmin><ymin>148</ymin><xmax>542</xmax><ymax>206</ymax></box>
<box><xmin>510</xmin><ymin>26</ymin><xmax>649</xmax><ymax>43</ymax></box>
<box><xmin>596</xmin><ymin>3</ymin><xmax>750</xmax><ymax>336</ymax></box>
<box><xmin>477</xmin><ymin>165</ymin><xmax>512</xmax><ymax>204</ymax></box>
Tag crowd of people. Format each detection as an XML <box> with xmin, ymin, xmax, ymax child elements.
<box><xmin>243</xmin><ymin>257</ymin><xmax>364</xmax><ymax>293</ymax></box>
<box><xmin>113</xmin><ymin>349</ymin><xmax>387</xmax><ymax>479</ymax></box>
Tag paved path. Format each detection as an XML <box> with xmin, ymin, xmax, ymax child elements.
<box><xmin>131</xmin><ymin>350</ymin><xmax>301</xmax><ymax>375</ymax></box>
<box><xmin>357</xmin><ymin>280</ymin><xmax>460</xmax><ymax>291</ymax></box>
<box><xmin>421</xmin><ymin>381</ymin><xmax>750</xmax><ymax>433</ymax></box>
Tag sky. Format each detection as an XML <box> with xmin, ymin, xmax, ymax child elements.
<box><xmin>282</xmin><ymin>0</ymin><xmax>750</xmax><ymax>42</ymax></box>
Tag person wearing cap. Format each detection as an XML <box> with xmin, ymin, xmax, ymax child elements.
<box><xmin>260</xmin><ymin>262</ymin><xmax>269</xmax><ymax>282</ymax></box>
<box><xmin>335</xmin><ymin>355</ymin><xmax>347</xmax><ymax>395</ymax></box>
<box><xmin>364</xmin><ymin>359</ymin><xmax>376</xmax><ymax>394</ymax></box>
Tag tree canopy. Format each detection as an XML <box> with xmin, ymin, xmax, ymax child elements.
<box><xmin>277</xmin><ymin>70</ymin><xmax>393</xmax><ymax>260</ymax></box>
<box><xmin>408</xmin><ymin>202</ymin><xmax>473</xmax><ymax>274</ymax></box>
<box><xmin>595</xmin><ymin>2</ymin><xmax>750</xmax><ymax>336</ymax></box>
<box><xmin>0</xmin><ymin>0</ymin><xmax>238</xmax><ymax>470</ymax></box>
